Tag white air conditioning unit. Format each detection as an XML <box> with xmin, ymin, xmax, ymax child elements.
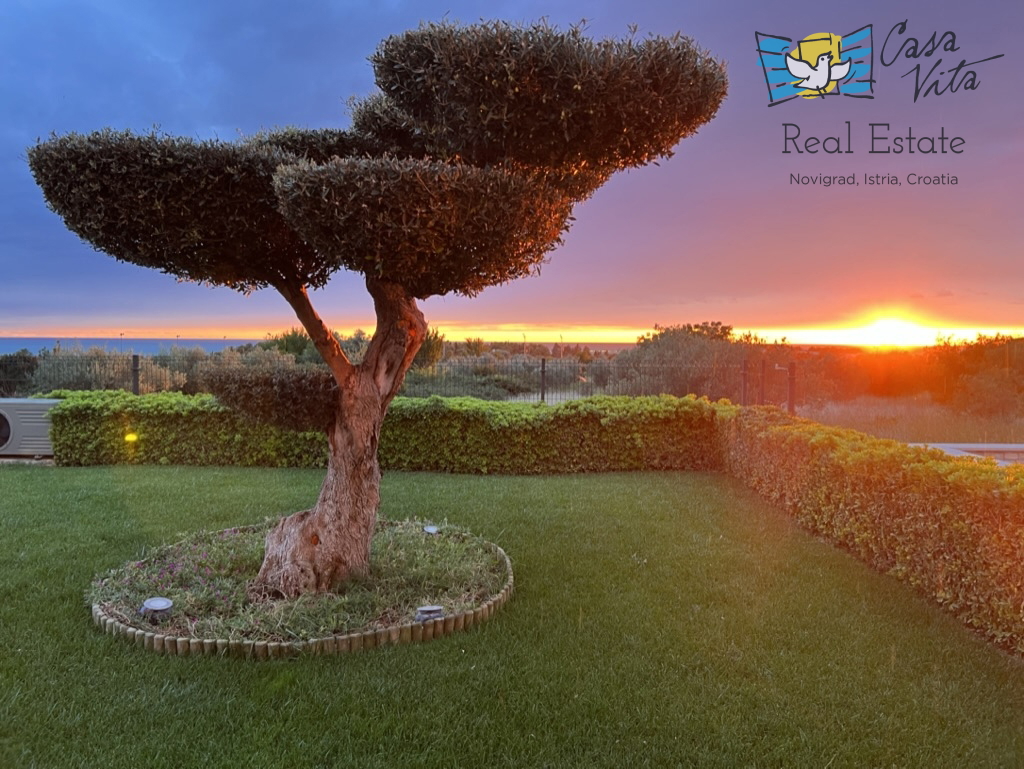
<box><xmin>0</xmin><ymin>399</ymin><xmax>61</xmax><ymax>458</ymax></box>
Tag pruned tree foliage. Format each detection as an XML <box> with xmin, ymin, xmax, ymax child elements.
<box><xmin>245</xmin><ymin>127</ymin><xmax>378</xmax><ymax>164</ymax></box>
<box><xmin>274</xmin><ymin>157</ymin><xmax>572</xmax><ymax>298</ymax></box>
<box><xmin>349</xmin><ymin>94</ymin><xmax>431</xmax><ymax>158</ymax></box>
<box><xmin>373</xmin><ymin>20</ymin><xmax>727</xmax><ymax>198</ymax></box>
<box><xmin>28</xmin><ymin>131</ymin><xmax>325</xmax><ymax>292</ymax></box>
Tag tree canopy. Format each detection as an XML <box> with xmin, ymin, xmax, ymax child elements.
<box><xmin>372</xmin><ymin>21</ymin><xmax>727</xmax><ymax>184</ymax></box>
<box><xmin>29</xmin><ymin>20</ymin><xmax>727</xmax><ymax>305</ymax></box>
<box><xmin>28</xmin><ymin>132</ymin><xmax>321</xmax><ymax>293</ymax></box>
<box><xmin>274</xmin><ymin>157</ymin><xmax>572</xmax><ymax>298</ymax></box>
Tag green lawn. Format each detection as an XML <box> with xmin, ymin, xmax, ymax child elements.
<box><xmin>3</xmin><ymin>466</ymin><xmax>1024</xmax><ymax>768</ymax></box>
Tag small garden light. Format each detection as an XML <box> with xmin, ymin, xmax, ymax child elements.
<box><xmin>423</xmin><ymin>525</ymin><xmax>439</xmax><ymax>535</ymax></box>
<box><xmin>125</xmin><ymin>432</ymin><xmax>138</xmax><ymax>443</ymax></box>
<box><xmin>415</xmin><ymin>605</ymin><xmax>444</xmax><ymax>622</ymax></box>
<box><xmin>140</xmin><ymin>596</ymin><xmax>173</xmax><ymax>622</ymax></box>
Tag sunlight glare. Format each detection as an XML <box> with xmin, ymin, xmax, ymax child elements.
<box><xmin>847</xmin><ymin>317</ymin><xmax>939</xmax><ymax>348</ymax></box>
<box><xmin>749</xmin><ymin>312</ymin><xmax>950</xmax><ymax>347</ymax></box>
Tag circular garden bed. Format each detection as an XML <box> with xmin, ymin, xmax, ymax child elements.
<box><xmin>88</xmin><ymin>518</ymin><xmax>513</xmax><ymax>658</ymax></box>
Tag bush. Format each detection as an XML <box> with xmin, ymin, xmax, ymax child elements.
<box><xmin>953</xmin><ymin>369</ymin><xmax>1023</xmax><ymax>419</ymax></box>
<box><xmin>48</xmin><ymin>391</ymin><xmax>725</xmax><ymax>474</ymax></box>
<box><xmin>201</xmin><ymin>364</ymin><xmax>338</xmax><ymax>432</ymax></box>
<box><xmin>154</xmin><ymin>344</ymin><xmax>329</xmax><ymax>395</ymax></box>
<box><xmin>721</xmin><ymin>407</ymin><xmax>1024</xmax><ymax>654</ymax></box>
<box><xmin>400</xmin><ymin>367</ymin><xmax>529</xmax><ymax>400</ymax></box>
<box><xmin>31</xmin><ymin>347</ymin><xmax>186</xmax><ymax>394</ymax></box>
<box><xmin>48</xmin><ymin>391</ymin><xmax>326</xmax><ymax>468</ymax></box>
<box><xmin>380</xmin><ymin>395</ymin><xmax>726</xmax><ymax>474</ymax></box>
<box><xmin>0</xmin><ymin>349</ymin><xmax>37</xmax><ymax>396</ymax></box>
<box><xmin>398</xmin><ymin>356</ymin><xmax>598</xmax><ymax>400</ymax></box>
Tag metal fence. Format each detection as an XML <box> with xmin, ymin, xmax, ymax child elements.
<box><xmin>0</xmin><ymin>350</ymin><xmax>799</xmax><ymax>410</ymax></box>
<box><xmin>403</xmin><ymin>357</ymin><xmax>797</xmax><ymax>409</ymax></box>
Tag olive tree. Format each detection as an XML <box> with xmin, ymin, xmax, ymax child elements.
<box><xmin>28</xmin><ymin>21</ymin><xmax>727</xmax><ymax>597</ymax></box>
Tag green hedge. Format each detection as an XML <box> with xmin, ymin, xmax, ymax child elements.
<box><xmin>47</xmin><ymin>391</ymin><xmax>725</xmax><ymax>473</ymax></box>
<box><xmin>721</xmin><ymin>407</ymin><xmax>1024</xmax><ymax>654</ymax></box>
<box><xmin>380</xmin><ymin>395</ymin><xmax>726</xmax><ymax>473</ymax></box>
<box><xmin>48</xmin><ymin>391</ymin><xmax>327</xmax><ymax>468</ymax></box>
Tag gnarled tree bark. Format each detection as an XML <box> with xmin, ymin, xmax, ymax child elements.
<box><xmin>253</xmin><ymin>278</ymin><xmax>426</xmax><ymax>598</ymax></box>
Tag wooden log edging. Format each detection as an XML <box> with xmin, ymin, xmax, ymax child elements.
<box><xmin>90</xmin><ymin>542</ymin><xmax>514</xmax><ymax>659</ymax></box>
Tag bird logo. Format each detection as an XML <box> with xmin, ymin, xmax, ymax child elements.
<box><xmin>785</xmin><ymin>49</ymin><xmax>852</xmax><ymax>97</ymax></box>
<box><xmin>756</xmin><ymin>26</ymin><xmax>875</xmax><ymax>106</ymax></box>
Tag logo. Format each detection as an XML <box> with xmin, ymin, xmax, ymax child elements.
<box><xmin>756</xmin><ymin>26</ymin><xmax>875</xmax><ymax>106</ymax></box>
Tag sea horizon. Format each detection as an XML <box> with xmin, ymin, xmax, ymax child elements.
<box><xmin>0</xmin><ymin>337</ymin><xmax>638</xmax><ymax>356</ymax></box>
<box><xmin>0</xmin><ymin>337</ymin><xmax>268</xmax><ymax>356</ymax></box>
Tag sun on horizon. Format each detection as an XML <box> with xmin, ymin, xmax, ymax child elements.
<box><xmin>750</xmin><ymin>316</ymin><xmax>941</xmax><ymax>348</ymax></box>
<box><xmin>6</xmin><ymin>313</ymin><xmax>1023</xmax><ymax>350</ymax></box>
<box><xmin>747</xmin><ymin>311</ymin><xmax>1024</xmax><ymax>348</ymax></box>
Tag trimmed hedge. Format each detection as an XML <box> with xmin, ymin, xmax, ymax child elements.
<box><xmin>721</xmin><ymin>408</ymin><xmax>1024</xmax><ymax>654</ymax></box>
<box><xmin>380</xmin><ymin>395</ymin><xmax>726</xmax><ymax>474</ymax></box>
<box><xmin>47</xmin><ymin>391</ymin><xmax>725</xmax><ymax>473</ymax></box>
<box><xmin>48</xmin><ymin>391</ymin><xmax>327</xmax><ymax>468</ymax></box>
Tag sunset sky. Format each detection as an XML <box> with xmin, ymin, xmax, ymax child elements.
<box><xmin>2</xmin><ymin>0</ymin><xmax>1020</xmax><ymax>347</ymax></box>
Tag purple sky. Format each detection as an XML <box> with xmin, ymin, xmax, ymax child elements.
<box><xmin>2</xmin><ymin>0</ymin><xmax>1020</xmax><ymax>344</ymax></box>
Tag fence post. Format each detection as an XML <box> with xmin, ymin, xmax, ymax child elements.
<box><xmin>759</xmin><ymin>359</ymin><xmax>766</xmax><ymax>405</ymax></box>
<box><xmin>540</xmin><ymin>358</ymin><xmax>546</xmax><ymax>403</ymax></box>
<box><xmin>132</xmin><ymin>354</ymin><xmax>141</xmax><ymax>395</ymax></box>
<box><xmin>787</xmin><ymin>362</ymin><xmax>796</xmax><ymax>415</ymax></box>
<box><xmin>741</xmin><ymin>359</ymin><xmax>749</xmax><ymax>406</ymax></box>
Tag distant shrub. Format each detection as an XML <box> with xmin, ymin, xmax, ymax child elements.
<box><xmin>953</xmin><ymin>369</ymin><xmax>1023</xmax><ymax>419</ymax></box>
<box><xmin>400</xmin><ymin>357</ymin><xmax>541</xmax><ymax>400</ymax></box>
<box><xmin>400</xmin><ymin>369</ymin><xmax>515</xmax><ymax>400</ymax></box>
<box><xmin>31</xmin><ymin>347</ymin><xmax>185</xmax><ymax>394</ymax></box>
<box><xmin>151</xmin><ymin>346</ymin><xmax>211</xmax><ymax>394</ymax></box>
<box><xmin>411</xmin><ymin>327</ymin><xmax>445</xmax><ymax>370</ymax></box>
<box><xmin>0</xmin><ymin>349</ymin><xmax>38</xmax><ymax>396</ymax></box>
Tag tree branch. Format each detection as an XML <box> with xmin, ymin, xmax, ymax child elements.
<box><xmin>276</xmin><ymin>282</ymin><xmax>355</xmax><ymax>383</ymax></box>
<box><xmin>362</xmin><ymin>277</ymin><xmax>427</xmax><ymax>406</ymax></box>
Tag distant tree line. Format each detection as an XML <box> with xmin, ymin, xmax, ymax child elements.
<box><xmin>2</xmin><ymin>324</ymin><xmax>1021</xmax><ymax>416</ymax></box>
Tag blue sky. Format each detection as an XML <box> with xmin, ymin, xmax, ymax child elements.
<box><xmin>2</xmin><ymin>0</ymin><xmax>1021</xmax><ymax>343</ymax></box>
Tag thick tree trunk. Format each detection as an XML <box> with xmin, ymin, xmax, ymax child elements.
<box><xmin>253</xmin><ymin>376</ymin><xmax>384</xmax><ymax>596</ymax></box>
<box><xmin>253</xmin><ymin>278</ymin><xmax>426</xmax><ymax>598</ymax></box>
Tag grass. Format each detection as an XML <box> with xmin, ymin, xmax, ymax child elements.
<box><xmin>798</xmin><ymin>394</ymin><xmax>1024</xmax><ymax>443</ymax></box>
<box><xmin>2</xmin><ymin>466</ymin><xmax>1024</xmax><ymax>767</ymax></box>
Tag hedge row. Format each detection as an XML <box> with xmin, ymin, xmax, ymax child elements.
<box><xmin>380</xmin><ymin>395</ymin><xmax>725</xmax><ymax>473</ymax></box>
<box><xmin>720</xmin><ymin>408</ymin><xmax>1024</xmax><ymax>654</ymax></box>
<box><xmin>48</xmin><ymin>391</ymin><xmax>327</xmax><ymax>468</ymax></box>
<box><xmin>47</xmin><ymin>391</ymin><xmax>725</xmax><ymax>473</ymax></box>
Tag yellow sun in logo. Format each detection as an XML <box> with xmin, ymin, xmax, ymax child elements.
<box><xmin>791</xmin><ymin>32</ymin><xmax>843</xmax><ymax>98</ymax></box>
